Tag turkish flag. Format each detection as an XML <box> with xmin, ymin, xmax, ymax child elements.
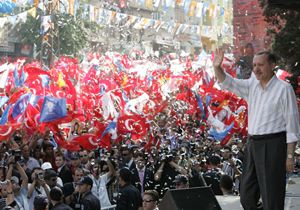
<box><xmin>71</xmin><ymin>134</ymin><xmax>99</xmax><ymax>150</ymax></box>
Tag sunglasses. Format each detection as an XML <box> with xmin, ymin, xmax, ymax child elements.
<box><xmin>80</xmin><ymin>154</ymin><xmax>88</xmax><ymax>157</ymax></box>
<box><xmin>122</xmin><ymin>153</ymin><xmax>129</xmax><ymax>156</ymax></box>
<box><xmin>143</xmin><ymin>199</ymin><xmax>155</xmax><ymax>203</ymax></box>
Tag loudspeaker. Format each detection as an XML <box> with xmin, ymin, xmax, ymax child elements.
<box><xmin>268</xmin><ymin>0</ymin><xmax>300</xmax><ymax>9</ymax></box>
<box><xmin>158</xmin><ymin>187</ymin><xmax>222</xmax><ymax>210</ymax></box>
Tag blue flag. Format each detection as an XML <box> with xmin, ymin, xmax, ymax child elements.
<box><xmin>40</xmin><ymin>75</ymin><xmax>50</xmax><ymax>88</ymax></box>
<box><xmin>40</xmin><ymin>96</ymin><xmax>67</xmax><ymax>122</ymax></box>
<box><xmin>100</xmin><ymin>121</ymin><xmax>117</xmax><ymax>141</ymax></box>
<box><xmin>0</xmin><ymin>104</ymin><xmax>11</xmax><ymax>125</ymax></box>
<box><xmin>209</xmin><ymin>122</ymin><xmax>234</xmax><ymax>141</ymax></box>
<box><xmin>12</xmin><ymin>93</ymin><xmax>31</xmax><ymax>119</ymax></box>
<box><xmin>195</xmin><ymin>93</ymin><xmax>205</xmax><ymax>119</ymax></box>
<box><xmin>14</xmin><ymin>67</ymin><xmax>20</xmax><ymax>87</ymax></box>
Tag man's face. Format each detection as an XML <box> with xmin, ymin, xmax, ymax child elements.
<box><xmin>32</xmin><ymin>169</ymin><xmax>44</xmax><ymax>182</ymax></box>
<box><xmin>135</xmin><ymin>156</ymin><xmax>145</xmax><ymax>169</ymax></box>
<box><xmin>74</xmin><ymin>170</ymin><xmax>84</xmax><ymax>182</ymax></box>
<box><xmin>46</xmin><ymin>176</ymin><xmax>57</xmax><ymax>188</ymax></box>
<box><xmin>121</xmin><ymin>150</ymin><xmax>131</xmax><ymax>163</ymax></box>
<box><xmin>55</xmin><ymin>156</ymin><xmax>64</xmax><ymax>168</ymax></box>
<box><xmin>11</xmin><ymin>180</ymin><xmax>20</xmax><ymax>192</ymax></box>
<box><xmin>71</xmin><ymin>158</ymin><xmax>80</xmax><ymax>167</ymax></box>
<box><xmin>78</xmin><ymin>184</ymin><xmax>89</xmax><ymax>194</ymax></box>
<box><xmin>222</xmin><ymin>149</ymin><xmax>232</xmax><ymax>160</ymax></box>
<box><xmin>21</xmin><ymin>145</ymin><xmax>30</xmax><ymax>159</ymax></box>
<box><xmin>245</xmin><ymin>46</ymin><xmax>254</xmax><ymax>56</ymax></box>
<box><xmin>253</xmin><ymin>54</ymin><xmax>275</xmax><ymax>84</ymax></box>
<box><xmin>79</xmin><ymin>151</ymin><xmax>89</xmax><ymax>164</ymax></box>
<box><xmin>175</xmin><ymin>182</ymin><xmax>188</xmax><ymax>189</ymax></box>
<box><xmin>142</xmin><ymin>194</ymin><xmax>156</xmax><ymax>210</ymax></box>
<box><xmin>92</xmin><ymin>165</ymin><xmax>101</xmax><ymax>176</ymax></box>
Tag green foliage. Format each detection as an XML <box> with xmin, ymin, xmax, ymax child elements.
<box><xmin>56</xmin><ymin>13</ymin><xmax>88</xmax><ymax>56</ymax></box>
<box><xmin>18</xmin><ymin>13</ymin><xmax>42</xmax><ymax>52</ymax></box>
<box><xmin>18</xmin><ymin>10</ymin><xmax>101</xmax><ymax>57</ymax></box>
<box><xmin>258</xmin><ymin>1</ymin><xmax>300</xmax><ymax>91</ymax></box>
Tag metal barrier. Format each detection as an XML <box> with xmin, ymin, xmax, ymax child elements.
<box><xmin>101</xmin><ymin>205</ymin><xmax>117</xmax><ymax>210</ymax></box>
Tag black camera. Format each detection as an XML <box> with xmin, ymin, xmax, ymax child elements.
<box><xmin>35</xmin><ymin>172</ymin><xmax>44</xmax><ymax>180</ymax></box>
<box><xmin>13</xmin><ymin>135</ymin><xmax>22</xmax><ymax>142</ymax></box>
<box><xmin>9</xmin><ymin>149</ymin><xmax>22</xmax><ymax>162</ymax></box>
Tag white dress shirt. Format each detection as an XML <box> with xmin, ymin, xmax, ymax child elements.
<box><xmin>220</xmin><ymin>73</ymin><xmax>300</xmax><ymax>143</ymax></box>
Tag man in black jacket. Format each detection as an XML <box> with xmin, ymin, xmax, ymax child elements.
<box><xmin>77</xmin><ymin>176</ymin><xmax>101</xmax><ymax>210</ymax></box>
<box><xmin>116</xmin><ymin>167</ymin><xmax>142</xmax><ymax>210</ymax></box>
<box><xmin>50</xmin><ymin>187</ymin><xmax>72</xmax><ymax>210</ymax></box>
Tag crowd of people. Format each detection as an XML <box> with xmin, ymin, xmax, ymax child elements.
<box><xmin>0</xmin><ymin>44</ymin><xmax>299</xmax><ymax>210</ymax></box>
<box><xmin>0</xmin><ymin>125</ymin><xmax>299</xmax><ymax>210</ymax></box>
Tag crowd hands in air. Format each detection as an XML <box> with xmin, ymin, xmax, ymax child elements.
<box><xmin>0</xmin><ymin>118</ymin><xmax>245</xmax><ymax>210</ymax></box>
<box><xmin>0</xmin><ymin>120</ymin><xmax>299</xmax><ymax>210</ymax></box>
<box><xmin>0</xmin><ymin>47</ymin><xmax>299</xmax><ymax>210</ymax></box>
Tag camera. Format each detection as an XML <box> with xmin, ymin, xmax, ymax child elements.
<box><xmin>35</xmin><ymin>172</ymin><xmax>44</xmax><ymax>180</ymax></box>
<box><xmin>0</xmin><ymin>181</ymin><xmax>7</xmax><ymax>187</ymax></box>
<box><xmin>9</xmin><ymin>149</ymin><xmax>22</xmax><ymax>162</ymax></box>
<box><xmin>13</xmin><ymin>135</ymin><xmax>22</xmax><ymax>142</ymax></box>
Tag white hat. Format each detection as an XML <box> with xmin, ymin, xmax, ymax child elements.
<box><xmin>41</xmin><ymin>162</ymin><xmax>52</xmax><ymax>170</ymax></box>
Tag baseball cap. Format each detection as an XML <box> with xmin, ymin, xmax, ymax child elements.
<box><xmin>77</xmin><ymin>176</ymin><xmax>93</xmax><ymax>187</ymax></box>
<box><xmin>11</xmin><ymin>176</ymin><xmax>19</xmax><ymax>185</ymax></box>
<box><xmin>174</xmin><ymin>175</ymin><xmax>189</xmax><ymax>184</ymax></box>
<box><xmin>41</xmin><ymin>162</ymin><xmax>52</xmax><ymax>170</ymax></box>
<box><xmin>44</xmin><ymin>169</ymin><xmax>58</xmax><ymax>180</ymax></box>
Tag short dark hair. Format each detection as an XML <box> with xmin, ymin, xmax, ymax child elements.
<box><xmin>119</xmin><ymin>167</ymin><xmax>132</xmax><ymax>183</ymax></box>
<box><xmin>34</xmin><ymin>195</ymin><xmax>48</xmax><ymax>210</ymax></box>
<box><xmin>220</xmin><ymin>175</ymin><xmax>233</xmax><ymax>191</ymax></box>
<box><xmin>245</xmin><ymin>43</ymin><xmax>253</xmax><ymax>49</ymax></box>
<box><xmin>208</xmin><ymin>155</ymin><xmax>221</xmax><ymax>166</ymax></box>
<box><xmin>256</xmin><ymin>51</ymin><xmax>277</xmax><ymax>64</ymax></box>
<box><xmin>50</xmin><ymin>186</ymin><xmax>63</xmax><ymax>202</ymax></box>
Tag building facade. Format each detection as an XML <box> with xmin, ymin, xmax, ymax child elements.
<box><xmin>233</xmin><ymin>0</ymin><xmax>271</xmax><ymax>57</ymax></box>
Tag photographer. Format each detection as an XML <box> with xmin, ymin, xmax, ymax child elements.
<box><xmin>89</xmin><ymin>155</ymin><xmax>115</xmax><ymax>208</ymax></box>
<box><xmin>27</xmin><ymin>167</ymin><xmax>50</xmax><ymax>210</ymax></box>
<box><xmin>0</xmin><ymin>180</ymin><xmax>16</xmax><ymax>209</ymax></box>
<box><xmin>6</xmin><ymin>155</ymin><xmax>29</xmax><ymax>210</ymax></box>
<box><xmin>154</xmin><ymin>149</ymin><xmax>187</xmax><ymax>198</ymax></box>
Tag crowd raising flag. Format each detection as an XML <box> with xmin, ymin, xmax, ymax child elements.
<box><xmin>0</xmin><ymin>51</ymin><xmax>296</xmax><ymax>151</ymax></box>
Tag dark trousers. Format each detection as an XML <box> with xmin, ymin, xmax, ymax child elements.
<box><xmin>240</xmin><ymin>132</ymin><xmax>286</xmax><ymax>210</ymax></box>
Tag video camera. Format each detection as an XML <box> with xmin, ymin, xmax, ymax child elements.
<box><xmin>8</xmin><ymin>149</ymin><xmax>22</xmax><ymax>162</ymax></box>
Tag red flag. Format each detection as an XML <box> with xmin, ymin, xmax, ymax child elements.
<box><xmin>71</xmin><ymin>134</ymin><xmax>99</xmax><ymax>150</ymax></box>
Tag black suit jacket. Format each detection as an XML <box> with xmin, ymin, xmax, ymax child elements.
<box><xmin>116</xmin><ymin>184</ymin><xmax>142</xmax><ymax>210</ymax></box>
<box><xmin>80</xmin><ymin>191</ymin><xmax>101</xmax><ymax>210</ymax></box>
<box><xmin>131</xmin><ymin>167</ymin><xmax>155</xmax><ymax>193</ymax></box>
<box><xmin>58</xmin><ymin>165</ymin><xmax>73</xmax><ymax>184</ymax></box>
<box><xmin>51</xmin><ymin>203</ymin><xmax>73</xmax><ymax>210</ymax></box>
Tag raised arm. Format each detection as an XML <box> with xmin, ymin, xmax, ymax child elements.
<box><xmin>213</xmin><ymin>48</ymin><xmax>226</xmax><ymax>83</ymax></box>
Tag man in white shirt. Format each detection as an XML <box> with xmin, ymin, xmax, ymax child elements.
<box><xmin>213</xmin><ymin>49</ymin><xmax>300</xmax><ymax>210</ymax></box>
<box><xmin>27</xmin><ymin>167</ymin><xmax>51</xmax><ymax>210</ymax></box>
<box><xmin>89</xmin><ymin>158</ymin><xmax>115</xmax><ymax>208</ymax></box>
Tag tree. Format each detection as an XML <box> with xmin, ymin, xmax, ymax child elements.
<box><xmin>18</xmin><ymin>9</ymin><xmax>91</xmax><ymax>58</ymax></box>
<box><xmin>258</xmin><ymin>1</ymin><xmax>300</xmax><ymax>91</ymax></box>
